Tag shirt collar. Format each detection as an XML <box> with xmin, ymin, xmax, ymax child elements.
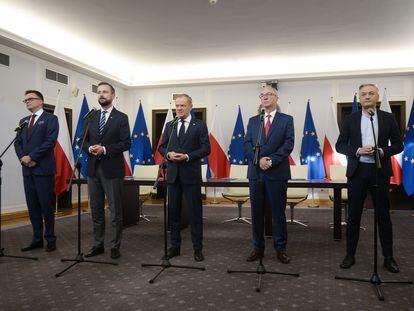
<box><xmin>100</xmin><ymin>105</ymin><xmax>114</xmax><ymax>114</ymax></box>
<box><xmin>265</xmin><ymin>109</ymin><xmax>277</xmax><ymax>118</ymax></box>
<box><xmin>32</xmin><ymin>108</ymin><xmax>44</xmax><ymax>117</ymax></box>
<box><xmin>181</xmin><ymin>114</ymin><xmax>192</xmax><ymax>123</ymax></box>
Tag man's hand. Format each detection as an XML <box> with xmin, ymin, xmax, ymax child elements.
<box><xmin>358</xmin><ymin>145</ymin><xmax>375</xmax><ymax>156</ymax></box>
<box><xmin>27</xmin><ymin>161</ymin><xmax>37</xmax><ymax>167</ymax></box>
<box><xmin>90</xmin><ymin>145</ymin><xmax>104</xmax><ymax>156</ymax></box>
<box><xmin>259</xmin><ymin>157</ymin><xmax>272</xmax><ymax>170</ymax></box>
<box><xmin>167</xmin><ymin>152</ymin><xmax>187</xmax><ymax>162</ymax></box>
<box><xmin>20</xmin><ymin>155</ymin><xmax>32</xmax><ymax>166</ymax></box>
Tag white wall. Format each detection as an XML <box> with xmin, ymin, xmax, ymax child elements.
<box><xmin>1</xmin><ymin>42</ymin><xmax>414</xmax><ymax>213</ymax></box>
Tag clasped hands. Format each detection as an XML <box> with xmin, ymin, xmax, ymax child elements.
<box><xmin>259</xmin><ymin>156</ymin><xmax>272</xmax><ymax>170</ymax></box>
<box><xmin>90</xmin><ymin>145</ymin><xmax>105</xmax><ymax>156</ymax></box>
<box><xmin>358</xmin><ymin>145</ymin><xmax>379</xmax><ymax>156</ymax></box>
<box><xmin>167</xmin><ymin>151</ymin><xmax>188</xmax><ymax>162</ymax></box>
<box><xmin>20</xmin><ymin>155</ymin><xmax>37</xmax><ymax>167</ymax></box>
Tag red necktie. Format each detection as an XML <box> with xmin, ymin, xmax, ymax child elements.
<box><xmin>27</xmin><ymin>114</ymin><xmax>36</xmax><ymax>137</ymax></box>
<box><xmin>265</xmin><ymin>114</ymin><xmax>271</xmax><ymax>137</ymax></box>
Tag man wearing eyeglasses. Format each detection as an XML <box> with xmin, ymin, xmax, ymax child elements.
<box><xmin>14</xmin><ymin>90</ymin><xmax>59</xmax><ymax>252</ymax></box>
<box><xmin>244</xmin><ymin>87</ymin><xmax>295</xmax><ymax>263</ymax></box>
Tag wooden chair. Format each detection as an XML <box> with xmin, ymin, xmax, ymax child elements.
<box><xmin>287</xmin><ymin>165</ymin><xmax>309</xmax><ymax>227</ymax></box>
<box><xmin>221</xmin><ymin>165</ymin><xmax>251</xmax><ymax>224</ymax></box>
<box><xmin>133</xmin><ymin>165</ymin><xmax>159</xmax><ymax>222</ymax></box>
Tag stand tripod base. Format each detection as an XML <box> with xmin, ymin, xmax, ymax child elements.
<box><xmin>287</xmin><ymin>219</ymin><xmax>308</xmax><ymax>227</ymax></box>
<box><xmin>222</xmin><ymin>217</ymin><xmax>252</xmax><ymax>224</ymax></box>
<box><xmin>0</xmin><ymin>247</ymin><xmax>38</xmax><ymax>261</ymax></box>
<box><xmin>55</xmin><ymin>253</ymin><xmax>118</xmax><ymax>278</ymax></box>
<box><xmin>142</xmin><ymin>258</ymin><xmax>205</xmax><ymax>284</ymax></box>
<box><xmin>227</xmin><ymin>261</ymin><xmax>299</xmax><ymax>292</ymax></box>
<box><xmin>335</xmin><ymin>273</ymin><xmax>413</xmax><ymax>301</ymax></box>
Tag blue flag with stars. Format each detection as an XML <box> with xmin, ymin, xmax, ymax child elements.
<box><xmin>402</xmin><ymin>100</ymin><xmax>414</xmax><ymax>196</ymax></box>
<box><xmin>129</xmin><ymin>102</ymin><xmax>155</xmax><ymax>168</ymax></box>
<box><xmin>72</xmin><ymin>95</ymin><xmax>90</xmax><ymax>178</ymax></box>
<box><xmin>300</xmin><ymin>101</ymin><xmax>326</xmax><ymax>179</ymax></box>
<box><xmin>352</xmin><ymin>92</ymin><xmax>359</xmax><ymax>113</ymax></box>
<box><xmin>228</xmin><ymin>106</ymin><xmax>247</xmax><ymax>166</ymax></box>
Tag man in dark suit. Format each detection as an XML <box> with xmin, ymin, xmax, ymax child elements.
<box><xmin>159</xmin><ymin>94</ymin><xmax>210</xmax><ymax>262</ymax></box>
<box><xmin>244</xmin><ymin>87</ymin><xmax>294</xmax><ymax>264</ymax></box>
<box><xmin>82</xmin><ymin>82</ymin><xmax>131</xmax><ymax>259</ymax></box>
<box><xmin>14</xmin><ymin>90</ymin><xmax>59</xmax><ymax>252</ymax></box>
<box><xmin>336</xmin><ymin>83</ymin><xmax>403</xmax><ymax>273</ymax></box>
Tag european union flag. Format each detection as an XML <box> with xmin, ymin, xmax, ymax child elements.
<box><xmin>72</xmin><ymin>95</ymin><xmax>90</xmax><ymax>178</ymax></box>
<box><xmin>352</xmin><ymin>92</ymin><xmax>359</xmax><ymax>113</ymax></box>
<box><xmin>228</xmin><ymin>106</ymin><xmax>247</xmax><ymax>165</ymax></box>
<box><xmin>300</xmin><ymin>101</ymin><xmax>326</xmax><ymax>179</ymax></box>
<box><xmin>402</xmin><ymin>100</ymin><xmax>414</xmax><ymax>196</ymax></box>
<box><xmin>130</xmin><ymin>102</ymin><xmax>155</xmax><ymax>169</ymax></box>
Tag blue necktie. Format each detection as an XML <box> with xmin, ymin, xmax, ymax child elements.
<box><xmin>99</xmin><ymin>110</ymin><xmax>107</xmax><ymax>135</ymax></box>
<box><xmin>178</xmin><ymin>119</ymin><xmax>186</xmax><ymax>145</ymax></box>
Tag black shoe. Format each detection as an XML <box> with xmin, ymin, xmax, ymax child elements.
<box><xmin>384</xmin><ymin>256</ymin><xmax>400</xmax><ymax>273</ymax></box>
<box><xmin>276</xmin><ymin>251</ymin><xmax>291</xmax><ymax>264</ymax></box>
<box><xmin>111</xmin><ymin>248</ymin><xmax>121</xmax><ymax>259</ymax></box>
<box><xmin>45</xmin><ymin>241</ymin><xmax>56</xmax><ymax>252</ymax></box>
<box><xmin>163</xmin><ymin>247</ymin><xmax>180</xmax><ymax>260</ymax></box>
<box><xmin>246</xmin><ymin>249</ymin><xmax>264</xmax><ymax>262</ymax></box>
<box><xmin>194</xmin><ymin>250</ymin><xmax>204</xmax><ymax>262</ymax></box>
<box><xmin>21</xmin><ymin>241</ymin><xmax>43</xmax><ymax>252</ymax></box>
<box><xmin>340</xmin><ymin>255</ymin><xmax>355</xmax><ymax>269</ymax></box>
<box><xmin>85</xmin><ymin>246</ymin><xmax>104</xmax><ymax>258</ymax></box>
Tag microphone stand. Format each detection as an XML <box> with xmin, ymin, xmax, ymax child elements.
<box><xmin>55</xmin><ymin>110</ymin><xmax>117</xmax><ymax>278</ymax></box>
<box><xmin>335</xmin><ymin>110</ymin><xmax>413</xmax><ymax>300</ymax></box>
<box><xmin>142</xmin><ymin>118</ymin><xmax>205</xmax><ymax>283</ymax></box>
<box><xmin>227</xmin><ymin>110</ymin><xmax>299</xmax><ymax>292</ymax></box>
<box><xmin>0</xmin><ymin>126</ymin><xmax>38</xmax><ymax>261</ymax></box>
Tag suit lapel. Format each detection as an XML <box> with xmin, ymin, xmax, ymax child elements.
<box><xmin>181</xmin><ymin>118</ymin><xmax>197</xmax><ymax>145</ymax></box>
<box><xmin>27</xmin><ymin>113</ymin><xmax>46</xmax><ymax>141</ymax></box>
<box><xmin>356</xmin><ymin>111</ymin><xmax>362</xmax><ymax>147</ymax></box>
<box><xmin>100</xmin><ymin>108</ymin><xmax>116</xmax><ymax>137</ymax></box>
<box><xmin>265</xmin><ymin>112</ymin><xmax>280</xmax><ymax>142</ymax></box>
<box><xmin>377</xmin><ymin>109</ymin><xmax>385</xmax><ymax>145</ymax></box>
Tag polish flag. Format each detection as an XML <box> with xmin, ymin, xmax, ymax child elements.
<box><xmin>284</xmin><ymin>102</ymin><xmax>296</xmax><ymax>165</ymax></box>
<box><xmin>53</xmin><ymin>92</ymin><xmax>74</xmax><ymax>195</ymax></box>
<box><xmin>154</xmin><ymin>106</ymin><xmax>174</xmax><ymax>164</ymax></box>
<box><xmin>208</xmin><ymin>105</ymin><xmax>230</xmax><ymax>178</ymax></box>
<box><xmin>123</xmin><ymin>151</ymin><xmax>132</xmax><ymax>176</ymax></box>
<box><xmin>380</xmin><ymin>89</ymin><xmax>402</xmax><ymax>185</ymax></box>
<box><xmin>323</xmin><ymin>98</ymin><xmax>347</xmax><ymax>179</ymax></box>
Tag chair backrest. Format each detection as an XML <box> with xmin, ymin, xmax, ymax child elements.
<box><xmin>329</xmin><ymin>165</ymin><xmax>346</xmax><ymax>181</ymax></box>
<box><xmin>288</xmin><ymin>165</ymin><xmax>308</xmax><ymax>198</ymax></box>
<box><xmin>133</xmin><ymin>165</ymin><xmax>159</xmax><ymax>195</ymax></box>
<box><xmin>290</xmin><ymin>165</ymin><xmax>308</xmax><ymax>179</ymax></box>
<box><xmin>229</xmin><ymin>165</ymin><xmax>248</xmax><ymax>179</ymax></box>
<box><xmin>133</xmin><ymin>165</ymin><xmax>159</xmax><ymax>179</ymax></box>
<box><xmin>329</xmin><ymin>165</ymin><xmax>347</xmax><ymax>199</ymax></box>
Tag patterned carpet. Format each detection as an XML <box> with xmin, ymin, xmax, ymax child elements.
<box><xmin>1</xmin><ymin>205</ymin><xmax>413</xmax><ymax>311</ymax></box>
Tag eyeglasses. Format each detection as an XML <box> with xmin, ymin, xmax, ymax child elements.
<box><xmin>259</xmin><ymin>93</ymin><xmax>276</xmax><ymax>99</ymax></box>
<box><xmin>22</xmin><ymin>97</ymin><xmax>41</xmax><ymax>104</ymax></box>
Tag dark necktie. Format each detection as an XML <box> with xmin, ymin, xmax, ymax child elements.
<box><xmin>27</xmin><ymin>114</ymin><xmax>36</xmax><ymax>137</ymax></box>
<box><xmin>178</xmin><ymin>119</ymin><xmax>186</xmax><ymax>144</ymax></box>
<box><xmin>99</xmin><ymin>110</ymin><xmax>107</xmax><ymax>135</ymax></box>
<box><xmin>265</xmin><ymin>114</ymin><xmax>271</xmax><ymax>138</ymax></box>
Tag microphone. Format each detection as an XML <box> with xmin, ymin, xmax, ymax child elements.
<box><xmin>260</xmin><ymin>108</ymin><xmax>265</xmax><ymax>115</ymax></box>
<box><xmin>170</xmin><ymin>116</ymin><xmax>179</xmax><ymax>127</ymax></box>
<box><xmin>14</xmin><ymin>120</ymin><xmax>29</xmax><ymax>132</ymax></box>
<box><xmin>367</xmin><ymin>108</ymin><xmax>375</xmax><ymax>116</ymax></box>
<box><xmin>83</xmin><ymin>108</ymin><xmax>97</xmax><ymax>120</ymax></box>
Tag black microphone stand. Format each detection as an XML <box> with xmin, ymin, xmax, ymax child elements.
<box><xmin>55</xmin><ymin>110</ymin><xmax>117</xmax><ymax>278</ymax></box>
<box><xmin>0</xmin><ymin>126</ymin><xmax>38</xmax><ymax>261</ymax></box>
<box><xmin>142</xmin><ymin>118</ymin><xmax>205</xmax><ymax>283</ymax></box>
<box><xmin>227</xmin><ymin>109</ymin><xmax>299</xmax><ymax>292</ymax></box>
<box><xmin>335</xmin><ymin>110</ymin><xmax>413</xmax><ymax>300</ymax></box>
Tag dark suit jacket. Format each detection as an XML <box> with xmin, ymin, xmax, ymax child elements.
<box><xmin>82</xmin><ymin>108</ymin><xmax>131</xmax><ymax>179</ymax></box>
<box><xmin>14</xmin><ymin>111</ymin><xmax>59</xmax><ymax>176</ymax></box>
<box><xmin>158</xmin><ymin>117</ymin><xmax>210</xmax><ymax>184</ymax></box>
<box><xmin>336</xmin><ymin>109</ymin><xmax>403</xmax><ymax>178</ymax></box>
<box><xmin>244</xmin><ymin>112</ymin><xmax>294</xmax><ymax>181</ymax></box>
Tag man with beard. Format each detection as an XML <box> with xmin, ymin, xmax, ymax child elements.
<box><xmin>82</xmin><ymin>82</ymin><xmax>131</xmax><ymax>259</ymax></box>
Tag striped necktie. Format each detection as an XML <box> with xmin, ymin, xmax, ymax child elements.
<box><xmin>99</xmin><ymin>110</ymin><xmax>107</xmax><ymax>135</ymax></box>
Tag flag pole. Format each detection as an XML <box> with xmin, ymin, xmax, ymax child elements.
<box><xmin>54</xmin><ymin>89</ymin><xmax>63</xmax><ymax>217</ymax></box>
